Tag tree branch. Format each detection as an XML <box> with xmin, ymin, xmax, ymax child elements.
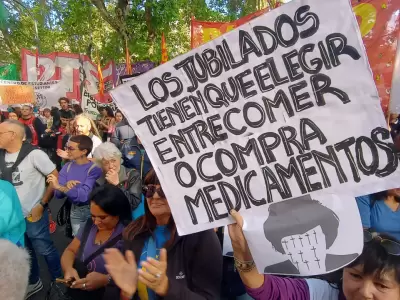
<box><xmin>90</xmin><ymin>0</ymin><xmax>128</xmax><ymax>40</ymax></box>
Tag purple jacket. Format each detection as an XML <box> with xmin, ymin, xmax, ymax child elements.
<box><xmin>55</xmin><ymin>161</ymin><xmax>102</xmax><ymax>205</ymax></box>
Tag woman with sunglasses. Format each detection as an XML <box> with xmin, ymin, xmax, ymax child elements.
<box><xmin>61</xmin><ymin>184</ymin><xmax>132</xmax><ymax>300</ymax></box>
<box><xmin>103</xmin><ymin>169</ymin><xmax>222</xmax><ymax>300</ymax></box>
<box><xmin>222</xmin><ymin>210</ymin><xmax>400</xmax><ymax>300</ymax></box>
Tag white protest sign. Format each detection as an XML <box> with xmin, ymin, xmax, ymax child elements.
<box><xmin>0</xmin><ymin>79</ymin><xmax>63</xmax><ymax>109</ymax></box>
<box><xmin>244</xmin><ymin>193</ymin><xmax>363</xmax><ymax>276</ymax></box>
<box><xmin>82</xmin><ymin>88</ymin><xmax>117</xmax><ymax>120</ymax></box>
<box><xmin>111</xmin><ymin>0</ymin><xmax>400</xmax><ymax>236</ymax></box>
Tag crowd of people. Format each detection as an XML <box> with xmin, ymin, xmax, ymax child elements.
<box><xmin>1</xmin><ymin>98</ymin><xmax>400</xmax><ymax>300</ymax></box>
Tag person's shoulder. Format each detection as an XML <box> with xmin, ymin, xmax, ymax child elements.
<box><xmin>356</xmin><ymin>195</ymin><xmax>372</xmax><ymax>204</ymax></box>
<box><xmin>305</xmin><ymin>279</ymin><xmax>340</xmax><ymax>300</ymax></box>
<box><xmin>0</xmin><ymin>179</ymin><xmax>15</xmax><ymax>191</ymax></box>
<box><xmin>30</xmin><ymin>148</ymin><xmax>50</xmax><ymax>159</ymax></box>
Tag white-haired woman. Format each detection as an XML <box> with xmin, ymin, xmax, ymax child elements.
<box><xmin>0</xmin><ymin>239</ymin><xmax>30</xmax><ymax>300</ymax></box>
<box><xmin>93</xmin><ymin>142</ymin><xmax>142</xmax><ymax>211</ymax></box>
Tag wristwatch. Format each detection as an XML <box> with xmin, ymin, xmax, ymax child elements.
<box><xmin>39</xmin><ymin>201</ymin><xmax>48</xmax><ymax>209</ymax></box>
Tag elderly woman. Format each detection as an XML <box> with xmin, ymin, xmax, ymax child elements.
<box><xmin>104</xmin><ymin>169</ymin><xmax>222</xmax><ymax>300</ymax></box>
<box><xmin>93</xmin><ymin>142</ymin><xmax>142</xmax><ymax>212</ymax></box>
<box><xmin>61</xmin><ymin>184</ymin><xmax>132</xmax><ymax>300</ymax></box>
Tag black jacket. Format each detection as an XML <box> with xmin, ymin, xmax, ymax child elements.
<box><xmin>124</xmin><ymin>229</ymin><xmax>222</xmax><ymax>300</ymax></box>
<box><xmin>97</xmin><ymin>166</ymin><xmax>141</xmax><ymax>210</ymax></box>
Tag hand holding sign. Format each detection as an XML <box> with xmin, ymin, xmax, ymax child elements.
<box><xmin>228</xmin><ymin>210</ymin><xmax>252</xmax><ymax>261</ymax></box>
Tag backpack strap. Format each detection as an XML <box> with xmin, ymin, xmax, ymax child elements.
<box><xmin>66</xmin><ymin>162</ymin><xmax>73</xmax><ymax>173</ymax></box>
<box><xmin>76</xmin><ymin>218</ymin><xmax>94</xmax><ymax>261</ymax></box>
<box><xmin>83</xmin><ymin>233</ymin><xmax>123</xmax><ymax>266</ymax></box>
<box><xmin>13</xmin><ymin>142</ymin><xmax>37</xmax><ymax>171</ymax></box>
<box><xmin>0</xmin><ymin>142</ymin><xmax>37</xmax><ymax>181</ymax></box>
<box><xmin>0</xmin><ymin>149</ymin><xmax>6</xmax><ymax>177</ymax></box>
<box><xmin>87</xmin><ymin>162</ymin><xmax>96</xmax><ymax>175</ymax></box>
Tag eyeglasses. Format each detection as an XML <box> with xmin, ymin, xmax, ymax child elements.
<box><xmin>364</xmin><ymin>230</ymin><xmax>400</xmax><ymax>256</ymax></box>
<box><xmin>142</xmin><ymin>185</ymin><xmax>165</xmax><ymax>198</ymax></box>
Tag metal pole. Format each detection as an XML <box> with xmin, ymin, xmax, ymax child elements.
<box><xmin>34</xmin><ymin>19</ymin><xmax>40</xmax><ymax>53</ymax></box>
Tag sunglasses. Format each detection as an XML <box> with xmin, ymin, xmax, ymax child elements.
<box><xmin>364</xmin><ymin>230</ymin><xmax>400</xmax><ymax>255</ymax></box>
<box><xmin>142</xmin><ymin>185</ymin><xmax>165</xmax><ymax>198</ymax></box>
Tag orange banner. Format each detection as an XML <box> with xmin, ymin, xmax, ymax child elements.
<box><xmin>191</xmin><ymin>0</ymin><xmax>400</xmax><ymax>113</ymax></box>
<box><xmin>0</xmin><ymin>85</ymin><xmax>35</xmax><ymax>105</ymax></box>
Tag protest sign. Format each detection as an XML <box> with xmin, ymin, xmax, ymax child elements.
<box><xmin>0</xmin><ymin>80</ymin><xmax>63</xmax><ymax>109</ymax></box>
<box><xmin>0</xmin><ymin>84</ymin><xmax>35</xmax><ymax>105</ymax></box>
<box><xmin>191</xmin><ymin>0</ymin><xmax>400</xmax><ymax>114</ymax></box>
<box><xmin>111</xmin><ymin>0</ymin><xmax>400</xmax><ymax>238</ymax></box>
<box><xmin>82</xmin><ymin>88</ymin><xmax>117</xmax><ymax>119</ymax></box>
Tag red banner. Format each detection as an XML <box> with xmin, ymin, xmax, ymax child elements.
<box><xmin>191</xmin><ymin>0</ymin><xmax>400</xmax><ymax>113</ymax></box>
<box><xmin>21</xmin><ymin>49</ymin><xmax>116</xmax><ymax>103</ymax></box>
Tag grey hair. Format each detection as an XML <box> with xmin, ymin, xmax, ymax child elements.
<box><xmin>93</xmin><ymin>142</ymin><xmax>122</xmax><ymax>161</ymax></box>
<box><xmin>0</xmin><ymin>239</ymin><xmax>30</xmax><ymax>300</ymax></box>
<box><xmin>3</xmin><ymin>119</ymin><xmax>26</xmax><ymax>140</ymax></box>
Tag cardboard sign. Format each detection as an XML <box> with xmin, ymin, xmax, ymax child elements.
<box><xmin>111</xmin><ymin>0</ymin><xmax>400</xmax><ymax>237</ymax></box>
<box><xmin>0</xmin><ymin>84</ymin><xmax>35</xmax><ymax>105</ymax></box>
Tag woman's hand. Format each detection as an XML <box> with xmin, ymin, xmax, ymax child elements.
<box><xmin>139</xmin><ymin>248</ymin><xmax>169</xmax><ymax>296</ymax></box>
<box><xmin>71</xmin><ymin>272</ymin><xmax>108</xmax><ymax>291</ymax></box>
<box><xmin>228</xmin><ymin>210</ymin><xmax>253</xmax><ymax>261</ymax></box>
<box><xmin>66</xmin><ymin>180</ymin><xmax>81</xmax><ymax>189</ymax></box>
<box><xmin>64</xmin><ymin>268</ymin><xmax>80</xmax><ymax>282</ymax></box>
<box><xmin>104</xmin><ymin>249</ymin><xmax>138</xmax><ymax>298</ymax></box>
<box><xmin>105</xmin><ymin>169</ymin><xmax>119</xmax><ymax>186</ymax></box>
<box><xmin>46</xmin><ymin>174</ymin><xmax>60</xmax><ymax>189</ymax></box>
<box><xmin>57</xmin><ymin>149</ymin><xmax>69</xmax><ymax>160</ymax></box>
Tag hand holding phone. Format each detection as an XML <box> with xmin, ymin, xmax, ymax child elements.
<box><xmin>56</xmin><ymin>278</ymin><xmax>76</xmax><ymax>286</ymax></box>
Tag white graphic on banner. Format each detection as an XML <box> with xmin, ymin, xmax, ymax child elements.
<box><xmin>243</xmin><ymin>193</ymin><xmax>362</xmax><ymax>276</ymax></box>
<box><xmin>21</xmin><ymin>50</ymin><xmax>115</xmax><ymax>103</ymax></box>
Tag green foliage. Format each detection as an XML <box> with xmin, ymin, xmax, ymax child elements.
<box><xmin>0</xmin><ymin>0</ymin><xmax>268</xmax><ymax>68</ymax></box>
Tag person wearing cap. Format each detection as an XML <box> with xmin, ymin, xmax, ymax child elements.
<box><xmin>19</xmin><ymin>104</ymin><xmax>45</xmax><ymax>147</ymax></box>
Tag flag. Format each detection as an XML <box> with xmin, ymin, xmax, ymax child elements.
<box><xmin>126</xmin><ymin>40</ymin><xmax>132</xmax><ymax>75</ymax></box>
<box><xmin>97</xmin><ymin>52</ymin><xmax>104</xmax><ymax>98</ymax></box>
<box><xmin>0</xmin><ymin>0</ymin><xmax>8</xmax><ymax>30</ymax></box>
<box><xmin>161</xmin><ymin>33</ymin><xmax>168</xmax><ymax>64</ymax></box>
<box><xmin>0</xmin><ymin>64</ymin><xmax>18</xmax><ymax>80</ymax></box>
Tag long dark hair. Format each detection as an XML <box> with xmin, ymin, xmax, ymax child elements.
<box><xmin>103</xmin><ymin>106</ymin><xmax>115</xmax><ymax>118</ymax></box>
<box><xmin>123</xmin><ymin>169</ymin><xmax>176</xmax><ymax>247</ymax></box>
<box><xmin>90</xmin><ymin>184</ymin><xmax>132</xmax><ymax>226</ymax></box>
<box><xmin>346</xmin><ymin>233</ymin><xmax>400</xmax><ymax>283</ymax></box>
<box><xmin>371</xmin><ymin>190</ymin><xmax>400</xmax><ymax>203</ymax></box>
